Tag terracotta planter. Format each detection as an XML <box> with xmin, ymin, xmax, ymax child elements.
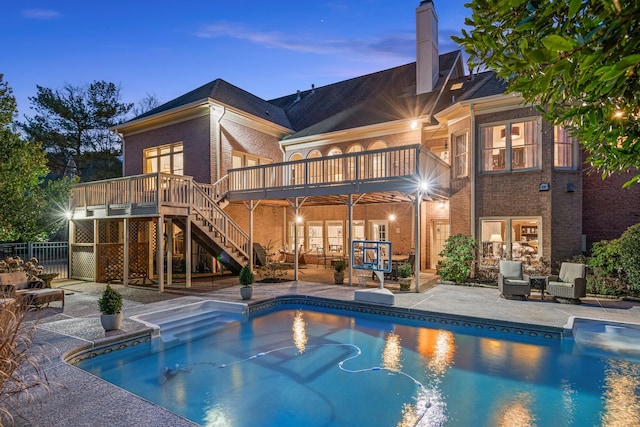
<box><xmin>100</xmin><ymin>312</ymin><xmax>123</xmax><ymax>331</ymax></box>
<box><xmin>334</xmin><ymin>271</ymin><xmax>345</xmax><ymax>285</ymax></box>
<box><xmin>240</xmin><ymin>286</ymin><xmax>253</xmax><ymax>300</ymax></box>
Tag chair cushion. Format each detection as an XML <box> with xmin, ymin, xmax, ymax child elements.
<box><xmin>499</xmin><ymin>261</ymin><xmax>522</xmax><ymax>279</ymax></box>
<box><xmin>559</xmin><ymin>263</ymin><xmax>586</xmax><ymax>283</ymax></box>
<box><xmin>0</xmin><ymin>272</ymin><xmax>31</xmax><ymax>290</ymax></box>
<box><xmin>504</xmin><ymin>279</ymin><xmax>529</xmax><ymax>286</ymax></box>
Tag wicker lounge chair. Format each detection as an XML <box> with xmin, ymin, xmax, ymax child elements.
<box><xmin>546</xmin><ymin>262</ymin><xmax>586</xmax><ymax>304</ymax></box>
<box><xmin>498</xmin><ymin>260</ymin><xmax>530</xmax><ymax>300</ymax></box>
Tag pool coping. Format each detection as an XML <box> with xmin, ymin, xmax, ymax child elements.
<box><xmin>64</xmin><ymin>294</ymin><xmax>562</xmax><ymax>366</ymax></box>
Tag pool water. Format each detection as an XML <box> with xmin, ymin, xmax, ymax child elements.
<box><xmin>76</xmin><ymin>305</ymin><xmax>640</xmax><ymax>426</ymax></box>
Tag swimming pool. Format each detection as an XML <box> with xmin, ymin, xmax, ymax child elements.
<box><xmin>74</xmin><ymin>299</ymin><xmax>640</xmax><ymax>426</ymax></box>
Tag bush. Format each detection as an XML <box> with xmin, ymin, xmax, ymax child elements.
<box><xmin>398</xmin><ymin>263</ymin><xmax>413</xmax><ymax>278</ymax></box>
<box><xmin>239</xmin><ymin>264</ymin><xmax>255</xmax><ymax>286</ymax></box>
<box><xmin>619</xmin><ymin>223</ymin><xmax>640</xmax><ymax>289</ymax></box>
<box><xmin>0</xmin><ymin>303</ymin><xmax>49</xmax><ymax>424</ymax></box>
<box><xmin>588</xmin><ymin>240</ymin><xmax>622</xmax><ymax>276</ymax></box>
<box><xmin>438</xmin><ymin>234</ymin><xmax>476</xmax><ymax>284</ymax></box>
<box><xmin>333</xmin><ymin>259</ymin><xmax>346</xmax><ymax>273</ymax></box>
<box><xmin>97</xmin><ymin>284</ymin><xmax>123</xmax><ymax>314</ymax></box>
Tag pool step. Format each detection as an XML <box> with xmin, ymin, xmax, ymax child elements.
<box><xmin>130</xmin><ymin>300</ymin><xmax>248</xmax><ymax>344</ymax></box>
<box><xmin>161</xmin><ymin>311</ymin><xmax>240</xmax><ymax>343</ymax></box>
<box><xmin>567</xmin><ymin>317</ymin><xmax>640</xmax><ymax>361</ymax></box>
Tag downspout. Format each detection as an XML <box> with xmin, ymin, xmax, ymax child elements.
<box><xmin>470</xmin><ymin>103</ymin><xmax>477</xmax><ymax>272</ymax></box>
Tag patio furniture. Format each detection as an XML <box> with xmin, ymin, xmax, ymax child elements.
<box><xmin>498</xmin><ymin>260</ymin><xmax>530</xmax><ymax>300</ymax></box>
<box><xmin>0</xmin><ymin>271</ymin><xmax>64</xmax><ymax>309</ymax></box>
<box><xmin>546</xmin><ymin>262</ymin><xmax>586</xmax><ymax>304</ymax></box>
<box><xmin>316</xmin><ymin>247</ymin><xmax>331</xmax><ymax>268</ymax></box>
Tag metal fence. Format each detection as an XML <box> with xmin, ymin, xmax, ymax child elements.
<box><xmin>0</xmin><ymin>242</ymin><xmax>69</xmax><ymax>279</ymax></box>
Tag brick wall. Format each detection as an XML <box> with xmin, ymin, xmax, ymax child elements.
<box><xmin>582</xmin><ymin>164</ymin><xmax>640</xmax><ymax>249</ymax></box>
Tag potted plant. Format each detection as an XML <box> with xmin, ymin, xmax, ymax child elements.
<box><xmin>98</xmin><ymin>284</ymin><xmax>123</xmax><ymax>331</ymax></box>
<box><xmin>239</xmin><ymin>264</ymin><xmax>255</xmax><ymax>300</ymax></box>
<box><xmin>333</xmin><ymin>259</ymin><xmax>346</xmax><ymax>285</ymax></box>
<box><xmin>398</xmin><ymin>263</ymin><xmax>413</xmax><ymax>291</ymax></box>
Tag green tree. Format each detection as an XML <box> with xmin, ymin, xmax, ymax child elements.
<box><xmin>20</xmin><ymin>80</ymin><xmax>133</xmax><ymax>181</ymax></box>
<box><xmin>438</xmin><ymin>234</ymin><xmax>477</xmax><ymax>283</ymax></box>
<box><xmin>453</xmin><ymin>0</ymin><xmax>640</xmax><ymax>186</ymax></box>
<box><xmin>0</xmin><ymin>74</ymin><xmax>73</xmax><ymax>242</ymax></box>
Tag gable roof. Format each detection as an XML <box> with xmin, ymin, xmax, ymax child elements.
<box><xmin>131</xmin><ymin>79</ymin><xmax>292</xmax><ymax>129</ymax></box>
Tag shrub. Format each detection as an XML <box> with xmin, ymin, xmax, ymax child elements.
<box><xmin>239</xmin><ymin>264</ymin><xmax>255</xmax><ymax>286</ymax></box>
<box><xmin>398</xmin><ymin>263</ymin><xmax>413</xmax><ymax>278</ymax></box>
<box><xmin>588</xmin><ymin>239</ymin><xmax>622</xmax><ymax>276</ymax></box>
<box><xmin>256</xmin><ymin>241</ymin><xmax>289</xmax><ymax>282</ymax></box>
<box><xmin>97</xmin><ymin>284</ymin><xmax>123</xmax><ymax>314</ymax></box>
<box><xmin>619</xmin><ymin>223</ymin><xmax>640</xmax><ymax>289</ymax></box>
<box><xmin>0</xmin><ymin>303</ymin><xmax>49</xmax><ymax>424</ymax></box>
<box><xmin>438</xmin><ymin>234</ymin><xmax>476</xmax><ymax>284</ymax></box>
<box><xmin>333</xmin><ymin>259</ymin><xmax>346</xmax><ymax>273</ymax></box>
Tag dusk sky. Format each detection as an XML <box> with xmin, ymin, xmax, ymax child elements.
<box><xmin>3</xmin><ymin>1</ymin><xmax>471</xmax><ymax>121</ymax></box>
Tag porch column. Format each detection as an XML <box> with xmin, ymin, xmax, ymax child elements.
<box><xmin>93</xmin><ymin>219</ymin><xmax>99</xmax><ymax>282</ymax></box>
<box><xmin>186</xmin><ymin>217</ymin><xmax>192</xmax><ymax>288</ymax></box>
<box><xmin>167</xmin><ymin>218</ymin><xmax>173</xmax><ymax>286</ymax></box>
<box><xmin>157</xmin><ymin>215</ymin><xmax>165</xmax><ymax>292</ymax></box>
<box><xmin>123</xmin><ymin>218</ymin><xmax>129</xmax><ymax>287</ymax></box>
<box><xmin>348</xmin><ymin>198</ymin><xmax>353</xmax><ymax>286</ymax></box>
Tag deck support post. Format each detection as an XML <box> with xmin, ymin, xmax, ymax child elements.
<box><xmin>185</xmin><ymin>217</ymin><xmax>192</xmax><ymax>288</ymax></box>
<box><xmin>123</xmin><ymin>218</ymin><xmax>129</xmax><ymax>287</ymax></box>
<box><xmin>157</xmin><ymin>215</ymin><xmax>165</xmax><ymax>292</ymax></box>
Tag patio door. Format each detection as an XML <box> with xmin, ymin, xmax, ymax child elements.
<box><xmin>431</xmin><ymin>220</ymin><xmax>450</xmax><ymax>269</ymax></box>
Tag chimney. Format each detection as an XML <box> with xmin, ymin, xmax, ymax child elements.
<box><xmin>416</xmin><ymin>0</ymin><xmax>439</xmax><ymax>94</ymax></box>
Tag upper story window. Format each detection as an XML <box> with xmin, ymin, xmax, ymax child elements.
<box><xmin>231</xmin><ymin>151</ymin><xmax>272</xmax><ymax>169</ymax></box>
<box><xmin>481</xmin><ymin>119</ymin><xmax>540</xmax><ymax>172</ymax></box>
<box><xmin>144</xmin><ymin>142</ymin><xmax>183</xmax><ymax>175</ymax></box>
<box><xmin>453</xmin><ymin>133</ymin><xmax>468</xmax><ymax>178</ymax></box>
<box><xmin>554</xmin><ymin>125</ymin><xmax>576</xmax><ymax>169</ymax></box>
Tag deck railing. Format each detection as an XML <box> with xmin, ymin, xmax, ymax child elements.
<box><xmin>70</xmin><ymin>144</ymin><xmax>449</xmax><ymax>212</ymax></box>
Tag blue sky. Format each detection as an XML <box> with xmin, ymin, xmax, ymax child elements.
<box><xmin>3</xmin><ymin>1</ymin><xmax>470</xmax><ymax>120</ymax></box>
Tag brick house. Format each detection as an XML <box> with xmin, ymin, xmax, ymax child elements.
<box><xmin>68</xmin><ymin>0</ymin><xmax>640</xmax><ymax>288</ymax></box>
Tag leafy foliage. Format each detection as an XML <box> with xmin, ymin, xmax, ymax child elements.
<box><xmin>239</xmin><ymin>264</ymin><xmax>255</xmax><ymax>286</ymax></box>
<box><xmin>333</xmin><ymin>259</ymin><xmax>346</xmax><ymax>273</ymax></box>
<box><xmin>256</xmin><ymin>242</ymin><xmax>289</xmax><ymax>282</ymax></box>
<box><xmin>398</xmin><ymin>263</ymin><xmax>413</xmax><ymax>278</ymax></box>
<box><xmin>618</xmin><ymin>223</ymin><xmax>640</xmax><ymax>288</ymax></box>
<box><xmin>587</xmin><ymin>239</ymin><xmax>622</xmax><ymax>276</ymax></box>
<box><xmin>20</xmin><ymin>80</ymin><xmax>133</xmax><ymax>181</ymax></box>
<box><xmin>453</xmin><ymin>0</ymin><xmax>640</xmax><ymax>186</ymax></box>
<box><xmin>97</xmin><ymin>284</ymin><xmax>123</xmax><ymax>314</ymax></box>
<box><xmin>0</xmin><ymin>74</ymin><xmax>73</xmax><ymax>242</ymax></box>
<box><xmin>438</xmin><ymin>234</ymin><xmax>477</xmax><ymax>283</ymax></box>
<box><xmin>0</xmin><ymin>303</ymin><xmax>49</xmax><ymax>425</ymax></box>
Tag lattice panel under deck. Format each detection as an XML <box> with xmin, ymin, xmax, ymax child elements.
<box><xmin>71</xmin><ymin>245</ymin><xmax>95</xmax><ymax>280</ymax></box>
<box><xmin>74</xmin><ymin>221</ymin><xmax>94</xmax><ymax>244</ymax></box>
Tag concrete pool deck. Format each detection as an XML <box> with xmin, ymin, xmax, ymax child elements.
<box><xmin>9</xmin><ymin>276</ymin><xmax>640</xmax><ymax>426</ymax></box>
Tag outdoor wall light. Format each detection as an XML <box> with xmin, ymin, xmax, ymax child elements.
<box><xmin>295</xmin><ymin>216</ymin><xmax>303</xmax><ymax>224</ymax></box>
<box><xmin>389</xmin><ymin>214</ymin><xmax>396</xmax><ymax>221</ymax></box>
<box><xmin>410</xmin><ymin>120</ymin><xmax>419</xmax><ymax>130</ymax></box>
<box><xmin>64</xmin><ymin>211</ymin><xmax>73</xmax><ymax>220</ymax></box>
<box><xmin>419</xmin><ymin>181</ymin><xmax>430</xmax><ymax>192</ymax></box>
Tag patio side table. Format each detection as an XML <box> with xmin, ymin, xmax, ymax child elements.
<box><xmin>529</xmin><ymin>275</ymin><xmax>546</xmax><ymax>300</ymax></box>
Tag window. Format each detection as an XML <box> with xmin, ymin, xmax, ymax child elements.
<box><xmin>370</xmin><ymin>220</ymin><xmax>388</xmax><ymax>241</ymax></box>
<box><xmin>326</xmin><ymin>221</ymin><xmax>344</xmax><ymax>253</ymax></box>
<box><xmin>327</xmin><ymin>148</ymin><xmax>343</xmax><ymax>182</ymax></box>
<box><xmin>480</xmin><ymin>218</ymin><xmax>540</xmax><ymax>264</ymax></box>
<box><xmin>307</xmin><ymin>150</ymin><xmax>323</xmax><ymax>183</ymax></box>
<box><xmin>554</xmin><ymin>125</ymin><xmax>575</xmax><ymax>169</ymax></box>
<box><xmin>231</xmin><ymin>151</ymin><xmax>272</xmax><ymax>169</ymax></box>
<box><xmin>369</xmin><ymin>141</ymin><xmax>388</xmax><ymax>178</ymax></box>
<box><xmin>144</xmin><ymin>142</ymin><xmax>183</xmax><ymax>175</ymax></box>
<box><xmin>289</xmin><ymin>153</ymin><xmax>304</xmax><ymax>185</ymax></box>
<box><xmin>453</xmin><ymin>133</ymin><xmax>468</xmax><ymax>177</ymax></box>
<box><xmin>481</xmin><ymin>119</ymin><xmax>540</xmax><ymax>172</ymax></box>
<box><xmin>288</xmin><ymin>222</ymin><xmax>304</xmax><ymax>253</ymax></box>
<box><xmin>346</xmin><ymin>144</ymin><xmax>364</xmax><ymax>180</ymax></box>
<box><xmin>307</xmin><ymin>222</ymin><xmax>324</xmax><ymax>251</ymax></box>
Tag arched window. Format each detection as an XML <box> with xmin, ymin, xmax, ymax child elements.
<box><xmin>289</xmin><ymin>153</ymin><xmax>304</xmax><ymax>185</ymax></box>
<box><xmin>307</xmin><ymin>150</ymin><xmax>323</xmax><ymax>183</ymax></box>
<box><xmin>346</xmin><ymin>144</ymin><xmax>363</xmax><ymax>180</ymax></box>
<box><xmin>327</xmin><ymin>148</ymin><xmax>343</xmax><ymax>182</ymax></box>
<box><xmin>369</xmin><ymin>141</ymin><xmax>388</xmax><ymax>178</ymax></box>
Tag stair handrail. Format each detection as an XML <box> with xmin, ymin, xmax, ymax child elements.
<box><xmin>211</xmin><ymin>175</ymin><xmax>229</xmax><ymax>202</ymax></box>
<box><xmin>191</xmin><ymin>181</ymin><xmax>249</xmax><ymax>260</ymax></box>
